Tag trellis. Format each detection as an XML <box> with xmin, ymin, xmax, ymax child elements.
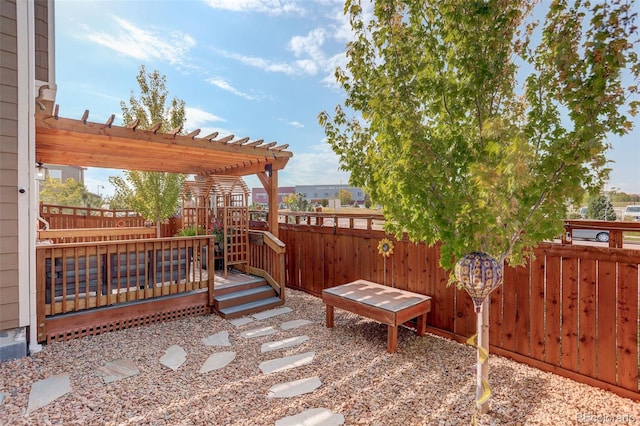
<box><xmin>181</xmin><ymin>176</ymin><xmax>250</xmax><ymax>274</ymax></box>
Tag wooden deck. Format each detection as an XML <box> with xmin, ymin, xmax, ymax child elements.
<box><xmin>42</xmin><ymin>269</ymin><xmax>268</xmax><ymax>343</ymax></box>
<box><xmin>322</xmin><ymin>279</ymin><xmax>432</xmax><ymax>353</ymax></box>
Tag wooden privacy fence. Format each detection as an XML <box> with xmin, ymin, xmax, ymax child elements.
<box><xmin>40</xmin><ymin>203</ymin><xmax>180</xmax><ymax>237</ymax></box>
<box><xmin>277</xmin><ymin>221</ymin><xmax>640</xmax><ymax>401</ymax></box>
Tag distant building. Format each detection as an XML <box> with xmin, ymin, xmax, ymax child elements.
<box><xmin>42</xmin><ymin>164</ymin><xmax>85</xmax><ymax>182</ymax></box>
<box><xmin>252</xmin><ymin>186</ymin><xmax>296</xmax><ymax>205</ymax></box>
<box><xmin>252</xmin><ymin>184</ymin><xmax>366</xmax><ymax>206</ymax></box>
<box><xmin>296</xmin><ymin>184</ymin><xmax>365</xmax><ymax>205</ymax></box>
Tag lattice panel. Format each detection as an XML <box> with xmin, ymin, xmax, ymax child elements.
<box><xmin>46</xmin><ymin>303</ymin><xmax>209</xmax><ymax>343</ymax></box>
<box><xmin>225</xmin><ymin>206</ymin><xmax>249</xmax><ymax>267</ymax></box>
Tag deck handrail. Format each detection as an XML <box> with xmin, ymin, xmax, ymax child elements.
<box><xmin>38</xmin><ymin>227</ymin><xmax>157</xmax><ymax>243</ymax></box>
<box><xmin>247</xmin><ymin>230</ymin><xmax>285</xmax><ymax>298</ymax></box>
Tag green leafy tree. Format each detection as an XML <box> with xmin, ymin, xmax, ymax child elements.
<box><xmin>111</xmin><ymin>66</ymin><xmax>187</xmax><ymax>233</ymax></box>
<box><xmin>319</xmin><ymin>0</ymin><xmax>638</xmax><ymax>413</ymax></box>
<box><xmin>282</xmin><ymin>193</ymin><xmax>309</xmax><ymax>211</ymax></box>
<box><xmin>338</xmin><ymin>189</ymin><xmax>353</xmax><ymax>206</ymax></box>
<box><xmin>39</xmin><ymin>177</ymin><xmax>102</xmax><ymax>208</ymax></box>
<box><xmin>586</xmin><ymin>195</ymin><xmax>617</xmax><ymax>220</ymax></box>
<box><xmin>319</xmin><ymin>0</ymin><xmax>638</xmax><ymax>270</ymax></box>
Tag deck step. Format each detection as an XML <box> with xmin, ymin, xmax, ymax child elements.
<box><xmin>215</xmin><ymin>276</ymin><xmax>269</xmax><ymax>297</ymax></box>
<box><xmin>214</xmin><ymin>285</ymin><xmax>277</xmax><ymax>310</ymax></box>
<box><xmin>217</xmin><ymin>296</ymin><xmax>284</xmax><ymax>319</ymax></box>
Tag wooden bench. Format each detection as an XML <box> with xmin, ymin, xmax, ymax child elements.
<box><xmin>322</xmin><ymin>279</ymin><xmax>432</xmax><ymax>353</ymax></box>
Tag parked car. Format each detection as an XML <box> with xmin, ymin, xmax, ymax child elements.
<box><xmin>572</xmin><ymin>228</ymin><xmax>609</xmax><ymax>242</ymax></box>
<box><xmin>622</xmin><ymin>205</ymin><xmax>640</xmax><ymax>221</ymax></box>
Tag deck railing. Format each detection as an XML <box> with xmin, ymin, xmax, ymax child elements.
<box><xmin>36</xmin><ymin>236</ymin><xmax>216</xmax><ymax>341</ymax></box>
<box><xmin>247</xmin><ymin>230</ymin><xmax>286</xmax><ymax>298</ymax></box>
<box><xmin>38</xmin><ymin>227</ymin><xmax>157</xmax><ymax>243</ymax></box>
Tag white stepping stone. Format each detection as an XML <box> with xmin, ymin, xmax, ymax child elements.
<box><xmin>252</xmin><ymin>307</ymin><xmax>293</xmax><ymax>320</ymax></box>
<box><xmin>268</xmin><ymin>376</ymin><xmax>322</xmax><ymax>398</ymax></box>
<box><xmin>280</xmin><ymin>319</ymin><xmax>312</xmax><ymax>330</ymax></box>
<box><xmin>275</xmin><ymin>408</ymin><xmax>345</xmax><ymax>426</ymax></box>
<box><xmin>229</xmin><ymin>317</ymin><xmax>254</xmax><ymax>327</ymax></box>
<box><xmin>261</xmin><ymin>335</ymin><xmax>309</xmax><ymax>353</ymax></box>
<box><xmin>259</xmin><ymin>351</ymin><xmax>315</xmax><ymax>374</ymax></box>
<box><xmin>160</xmin><ymin>345</ymin><xmax>187</xmax><ymax>371</ymax></box>
<box><xmin>26</xmin><ymin>373</ymin><xmax>72</xmax><ymax>415</ymax></box>
<box><xmin>199</xmin><ymin>351</ymin><xmax>236</xmax><ymax>374</ymax></box>
<box><xmin>0</xmin><ymin>392</ymin><xmax>6</xmax><ymax>405</ymax></box>
<box><xmin>97</xmin><ymin>359</ymin><xmax>139</xmax><ymax>383</ymax></box>
<box><xmin>240</xmin><ymin>326</ymin><xmax>278</xmax><ymax>339</ymax></box>
<box><xmin>201</xmin><ymin>331</ymin><xmax>231</xmax><ymax>347</ymax></box>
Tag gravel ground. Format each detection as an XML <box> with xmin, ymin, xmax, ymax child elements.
<box><xmin>0</xmin><ymin>288</ymin><xmax>638</xmax><ymax>425</ymax></box>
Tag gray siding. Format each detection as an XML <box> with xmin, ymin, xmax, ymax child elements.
<box><xmin>34</xmin><ymin>0</ymin><xmax>48</xmax><ymax>82</ymax></box>
<box><xmin>0</xmin><ymin>0</ymin><xmax>19</xmax><ymax>329</ymax></box>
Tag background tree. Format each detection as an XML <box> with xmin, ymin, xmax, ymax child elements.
<box><xmin>319</xmin><ymin>0</ymin><xmax>638</xmax><ymax>413</ymax></box>
<box><xmin>282</xmin><ymin>193</ymin><xmax>309</xmax><ymax>211</ymax></box>
<box><xmin>39</xmin><ymin>177</ymin><xmax>102</xmax><ymax>208</ymax></box>
<box><xmin>338</xmin><ymin>189</ymin><xmax>353</xmax><ymax>206</ymax></box>
<box><xmin>111</xmin><ymin>65</ymin><xmax>187</xmax><ymax>234</ymax></box>
<box><xmin>586</xmin><ymin>195</ymin><xmax>617</xmax><ymax>221</ymax></box>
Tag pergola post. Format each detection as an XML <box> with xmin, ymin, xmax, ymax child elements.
<box><xmin>258</xmin><ymin>167</ymin><xmax>279</xmax><ymax>238</ymax></box>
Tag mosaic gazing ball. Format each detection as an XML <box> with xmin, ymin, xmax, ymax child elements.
<box><xmin>454</xmin><ymin>252</ymin><xmax>504</xmax><ymax>312</ymax></box>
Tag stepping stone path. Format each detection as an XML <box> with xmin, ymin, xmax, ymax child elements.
<box><xmin>275</xmin><ymin>408</ymin><xmax>345</xmax><ymax>426</ymax></box>
<box><xmin>26</xmin><ymin>373</ymin><xmax>71</xmax><ymax>415</ymax></box>
<box><xmin>21</xmin><ymin>306</ymin><xmax>344</xmax><ymax>424</ymax></box>
<box><xmin>252</xmin><ymin>306</ymin><xmax>293</xmax><ymax>320</ymax></box>
<box><xmin>201</xmin><ymin>330</ymin><xmax>232</xmax><ymax>346</ymax></box>
<box><xmin>199</xmin><ymin>351</ymin><xmax>236</xmax><ymax>374</ymax></box>
<box><xmin>97</xmin><ymin>359</ymin><xmax>139</xmax><ymax>383</ymax></box>
<box><xmin>268</xmin><ymin>376</ymin><xmax>322</xmax><ymax>398</ymax></box>
<box><xmin>229</xmin><ymin>317</ymin><xmax>254</xmax><ymax>327</ymax></box>
<box><xmin>261</xmin><ymin>335</ymin><xmax>309</xmax><ymax>353</ymax></box>
<box><xmin>259</xmin><ymin>351</ymin><xmax>316</xmax><ymax>374</ymax></box>
<box><xmin>160</xmin><ymin>345</ymin><xmax>187</xmax><ymax>371</ymax></box>
<box><xmin>240</xmin><ymin>326</ymin><xmax>278</xmax><ymax>339</ymax></box>
<box><xmin>280</xmin><ymin>319</ymin><xmax>312</xmax><ymax>330</ymax></box>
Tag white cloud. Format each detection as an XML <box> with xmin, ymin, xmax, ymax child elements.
<box><xmin>206</xmin><ymin>77</ymin><xmax>260</xmax><ymax>100</ymax></box>
<box><xmin>184</xmin><ymin>107</ymin><xmax>225</xmax><ymax>133</ymax></box>
<box><xmin>203</xmin><ymin>0</ymin><xmax>305</xmax><ymax>16</ymax></box>
<box><xmin>282</xmin><ymin>141</ymin><xmax>350</xmax><ymax>185</ymax></box>
<box><xmin>279</xmin><ymin>118</ymin><xmax>304</xmax><ymax>128</ymax></box>
<box><xmin>214</xmin><ymin>49</ymin><xmax>300</xmax><ymax>76</ymax></box>
<box><xmin>84</xmin><ymin>16</ymin><xmax>195</xmax><ymax>67</ymax></box>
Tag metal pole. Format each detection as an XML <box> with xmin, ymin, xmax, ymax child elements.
<box><xmin>477</xmin><ymin>298</ymin><xmax>490</xmax><ymax>414</ymax></box>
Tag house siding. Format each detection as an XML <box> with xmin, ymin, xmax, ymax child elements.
<box><xmin>0</xmin><ymin>0</ymin><xmax>20</xmax><ymax>330</ymax></box>
<box><xmin>34</xmin><ymin>0</ymin><xmax>48</xmax><ymax>82</ymax></box>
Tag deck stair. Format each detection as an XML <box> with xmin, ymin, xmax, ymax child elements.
<box><xmin>213</xmin><ymin>275</ymin><xmax>283</xmax><ymax>319</ymax></box>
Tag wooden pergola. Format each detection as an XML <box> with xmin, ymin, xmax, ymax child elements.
<box><xmin>34</xmin><ymin>107</ymin><xmax>291</xmax><ymax>236</ymax></box>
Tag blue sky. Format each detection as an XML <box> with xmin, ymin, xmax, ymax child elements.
<box><xmin>54</xmin><ymin>0</ymin><xmax>639</xmax><ymax>197</ymax></box>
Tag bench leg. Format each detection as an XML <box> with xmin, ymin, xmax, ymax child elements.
<box><xmin>387</xmin><ymin>325</ymin><xmax>397</xmax><ymax>353</ymax></box>
<box><xmin>325</xmin><ymin>305</ymin><xmax>334</xmax><ymax>328</ymax></box>
<box><xmin>416</xmin><ymin>313</ymin><xmax>427</xmax><ymax>337</ymax></box>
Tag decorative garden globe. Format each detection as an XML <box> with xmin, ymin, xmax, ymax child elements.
<box><xmin>454</xmin><ymin>252</ymin><xmax>503</xmax><ymax>312</ymax></box>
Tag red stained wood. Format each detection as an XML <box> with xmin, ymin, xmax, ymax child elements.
<box><xmin>545</xmin><ymin>256</ymin><xmax>562</xmax><ymax>366</ymax></box>
<box><xmin>578</xmin><ymin>258</ymin><xmax>597</xmax><ymax>378</ymax></box>
<box><xmin>561</xmin><ymin>257</ymin><xmax>579</xmax><ymax>371</ymax></box>
<box><xmin>597</xmin><ymin>261</ymin><xmax>617</xmax><ymax>384</ymax></box>
<box><xmin>529</xmin><ymin>255</ymin><xmax>545</xmax><ymax>361</ymax></box>
<box><xmin>617</xmin><ymin>263</ymin><xmax>639</xmax><ymax>390</ymax></box>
